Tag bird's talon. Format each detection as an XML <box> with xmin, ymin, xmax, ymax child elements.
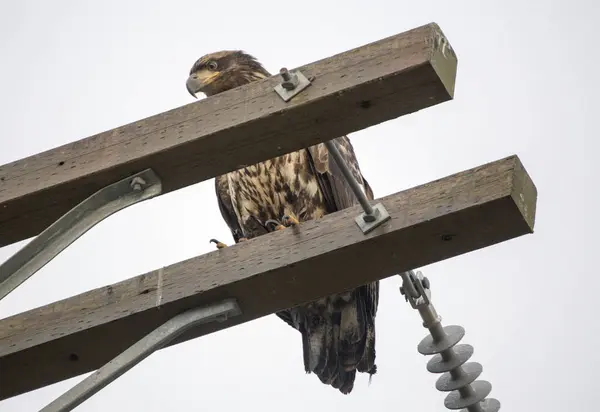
<box><xmin>282</xmin><ymin>214</ymin><xmax>299</xmax><ymax>226</ymax></box>
<box><xmin>209</xmin><ymin>239</ymin><xmax>228</xmax><ymax>249</ymax></box>
<box><xmin>265</xmin><ymin>219</ymin><xmax>286</xmax><ymax>232</ymax></box>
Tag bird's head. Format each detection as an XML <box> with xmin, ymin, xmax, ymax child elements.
<box><xmin>186</xmin><ymin>50</ymin><xmax>271</xmax><ymax>98</ymax></box>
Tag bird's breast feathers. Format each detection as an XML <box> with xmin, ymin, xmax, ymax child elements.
<box><xmin>226</xmin><ymin>150</ymin><xmax>326</xmax><ymax>234</ymax></box>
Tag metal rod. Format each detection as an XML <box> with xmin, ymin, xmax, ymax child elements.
<box><xmin>40</xmin><ymin>299</ymin><xmax>242</xmax><ymax>412</ymax></box>
<box><xmin>0</xmin><ymin>169</ymin><xmax>162</xmax><ymax>301</ymax></box>
<box><xmin>323</xmin><ymin>140</ymin><xmax>375</xmax><ymax>218</ymax></box>
<box><xmin>321</xmin><ymin>139</ymin><xmax>390</xmax><ymax>234</ymax></box>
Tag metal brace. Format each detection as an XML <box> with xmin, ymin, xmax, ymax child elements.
<box><xmin>274</xmin><ymin>67</ymin><xmax>312</xmax><ymax>102</ymax></box>
<box><xmin>0</xmin><ymin>169</ymin><xmax>162</xmax><ymax>301</ymax></box>
<box><xmin>40</xmin><ymin>299</ymin><xmax>242</xmax><ymax>412</ymax></box>
<box><xmin>323</xmin><ymin>140</ymin><xmax>391</xmax><ymax>234</ymax></box>
<box><xmin>274</xmin><ymin>66</ymin><xmax>389</xmax><ymax>233</ymax></box>
<box><xmin>399</xmin><ymin>270</ymin><xmax>501</xmax><ymax>412</ymax></box>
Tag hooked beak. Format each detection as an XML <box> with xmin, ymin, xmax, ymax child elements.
<box><xmin>186</xmin><ymin>75</ymin><xmax>203</xmax><ymax>99</ymax></box>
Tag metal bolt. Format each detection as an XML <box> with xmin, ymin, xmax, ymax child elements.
<box><xmin>130</xmin><ymin>177</ymin><xmax>146</xmax><ymax>191</ymax></box>
<box><xmin>399</xmin><ymin>286</ymin><xmax>405</xmax><ymax>296</ymax></box>
<box><xmin>361</xmin><ymin>204</ymin><xmax>380</xmax><ymax>223</ymax></box>
<box><xmin>215</xmin><ymin>314</ymin><xmax>229</xmax><ymax>323</ymax></box>
<box><xmin>422</xmin><ymin>277</ymin><xmax>430</xmax><ymax>289</ymax></box>
<box><xmin>279</xmin><ymin>67</ymin><xmax>298</xmax><ymax>91</ymax></box>
<box><xmin>279</xmin><ymin>67</ymin><xmax>291</xmax><ymax>81</ymax></box>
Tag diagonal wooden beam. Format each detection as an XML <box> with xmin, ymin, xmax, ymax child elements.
<box><xmin>0</xmin><ymin>22</ymin><xmax>457</xmax><ymax>248</ymax></box>
<box><xmin>0</xmin><ymin>155</ymin><xmax>537</xmax><ymax>400</ymax></box>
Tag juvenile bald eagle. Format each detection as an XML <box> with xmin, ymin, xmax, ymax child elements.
<box><xmin>186</xmin><ymin>51</ymin><xmax>379</xmax><ymax>394</ymax></box>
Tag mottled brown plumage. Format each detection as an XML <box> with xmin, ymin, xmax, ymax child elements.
<box><xmin>187</xmin><ymin>50</ymin><xmax>379</xmax><ymax>394</ymax></box>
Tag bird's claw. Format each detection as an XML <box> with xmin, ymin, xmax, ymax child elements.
<box><xmin>265</xmin><ymin>215</ymin><xmax>299</xmax><ymax>232</ymax></box>
<box><xmin>282</xmin><ymin>214</ymin><xmax>299</xmax><ymax>227</ymax></box>
<box><xmin>209</xmin><ymin>239</ymin><xmax>229</xmax><ymax>249</ymax></box>
<box><xmin>265</xmin><ymin>215</ymin><xmax>299</xmax><ymax>233</ymax></box>
<box><xmin>265</xmin><ymin>219</ymin><xmax>286</xmax><ymax>232</ymax></box>
<box><xmin>210</xmin><ymin>237</ymin><xmax>248</xmax><ymax>249</ymax></box>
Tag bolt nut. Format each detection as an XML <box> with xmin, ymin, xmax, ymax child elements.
<box><xmin>422</xmin><ymin>277</ymin><xmax>430</xmax><ymax>289</ymax></box>
<box><xmin>363</xmin><ymin>214</ymin><xmax>377</xmax><ymax>223</ymax></box>
<box><xmin>279</xmin><ymin>67</ymin><xmax>298</xmax><ymax>91</ymax></box>
<box><xmin>130</xmin><ymin>177</ymin><xmax>146</xmax><ymax>191</ymax></box>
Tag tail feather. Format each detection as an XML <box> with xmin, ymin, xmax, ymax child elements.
<box><xmin>320</xmin><ymin>313</ymin><xmax>340</xmax><ymax>384</ymax></box>
<box><xmin>339</xmin><ymin>290</ymin><xmax>368</xmax><ymax>371</ymax></box>
<box><xmin>304</xmin><ymin>317</ymin><xmax>327</xmax><ymax>373</ymax></box>
<box><xmin>300</xmin><ymin>323</ymin><xmax>311</xmax><ymax>373</ymax></box>
<box><xmin>332</xmin><ymin>369</ymin><xmax>356</xmax><ymax>394</ymax></box>
<box><xmin>357</xmin><ymin>323</ymin><xmax>376</xmax><ymax>374</ymax></box>
<box><xmin>298</xmin><ymin>286</ymin><xmax>377</xmax><ymax>394</ymax></box>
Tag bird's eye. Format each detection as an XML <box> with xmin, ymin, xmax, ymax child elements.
<box><xmin>207</xmin><ymin>61</ymin><xmax>218</xmax><ymax>71</ymax></box>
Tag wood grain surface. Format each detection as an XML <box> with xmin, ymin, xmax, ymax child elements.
<box><xmin>0</xmin><ymin>155</ymin><xmax>537</xmax><ymax>400</ymax></box>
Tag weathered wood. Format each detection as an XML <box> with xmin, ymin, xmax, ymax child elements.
<box><xmin>0</xmin><ymin>22</ymin><xmax>457</xmax><ymax>248</ymax></box>
<box><xmin>0</xmin><ymin>155</ymin><xmax>537</xmax><ymax>400</ymax></box>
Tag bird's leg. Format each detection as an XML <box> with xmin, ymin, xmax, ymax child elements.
<box><xmin>282</xmin><ymin>213</ymin><xmax>300</xmax><ymax>227</ymax></box>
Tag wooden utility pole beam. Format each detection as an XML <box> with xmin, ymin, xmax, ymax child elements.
<box><xmin>0</xmin><ymin>155</ymin><xmax>537</xmax><ymax>400</ymax></box>
<box><xmin>0</xmin><ymin>22</ymin><xmax>457</xmax><ymax>248</ymax></box>
<box><xmin>0</xmin><ymin>20</ymin><xmax>536</xmax><ymax>412</ymax></box>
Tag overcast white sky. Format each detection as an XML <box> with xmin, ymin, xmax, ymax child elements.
<box><xmin>0</xmin><ymin>0</ymin><xmax>596</xmax><ymax>411</ymax></box>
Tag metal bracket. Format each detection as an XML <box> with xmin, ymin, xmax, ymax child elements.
<box><xmin>40</xmin><ymin>299</ymin><xmax>242</xmax><ymax>412</ymax></box>
<box><xmin>274</xmin><ymin>68</ymin><xmax>312</xmax><ymax>102</ymax></box>
<box><xmin>0</xmin><ymin>169</ymin><xmax>162</xmax><ymax>301</ymax></box>
<box><xmin>354</xmin><ymin>202</ymin><xmax>391</xmax><ymax>234</ymax></box>
<box><xmin>400</xmin><ymin>270</ymin><xmax>431</xmax><ymax>309</ymax></box>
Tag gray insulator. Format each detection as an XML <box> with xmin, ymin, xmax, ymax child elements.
<box><xmin>400</xmin><ymin>270</ymin><xmax>501</xmax><ymax>412</ymax></box>
<box><xmin>445</xmin><ymin>380</ymin><xmax>491</xmax><ymax>410</ymax></box>
<box><xmin>418</xmin><ymin>321</ymin><xmax>500</xmax><ymax>411</ymax></box>
<box><xmin>427</xmin><ymin>344</ymin><xmax>473</xmax><ymax>373</ymax></box>
<box><xmin>418</xmin><ymin>325</ymin><xmax>465</xmax><ymax>355</ymax></box>
<box><xmin>462</xmin><ymin>398</ymin><xmax>501</xmax><ymax>412</ymax></box>
<box><xmin>436</xmin><ymin>362</ymin><xmax>482</xmax><ymax>392</ymax></box>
